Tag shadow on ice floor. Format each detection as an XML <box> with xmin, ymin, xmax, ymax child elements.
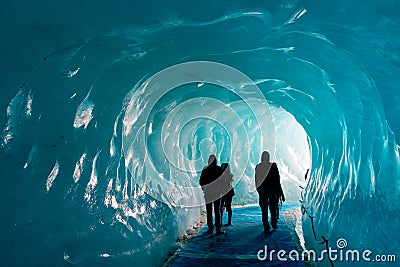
<box><xmin>170</xmin><ymin>203</ymin><xmax>305</xmax><ymax>267</ymax></box>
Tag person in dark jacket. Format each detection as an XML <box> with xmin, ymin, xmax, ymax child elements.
<box><xmin>220</xmin><ymin>163</ymin><xmax>235</xmax><ymax>226</ymax></box>
<box><xmin>200</xmin><ymin>155</ymin><xmax>225</xmax><ymax>235</ymax></box>
<box><xmin>255</xmin><ymin>151</ymin><xmax>285</xmax><ymax>232</ymax></box>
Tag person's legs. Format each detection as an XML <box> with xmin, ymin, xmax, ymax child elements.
<box><xmin>206</xmin><ymin>202</ymin><xmax>214</xmax><ymax>233</ymax></box>
<box><xmin>258</xmin><ymin>191</ymin><xmax>270</xmax><ymax>231</ymax></box>
<box><xmin>220</xmin><ymin>198</ymin><xmax>225</xmax><ymax>225</ymax></box>
<box><xmin>226</xmin><ymin>197</ymin><xmax>232</xmax><ymax>225</ymax></box>
<box><xmin>214</xmin><ymin>199</ymin><xmax>225</xmax><ymax>234</ymax></box>
<box><xmin>269</xmin><ymin>195</ymin><xmax>279</xmax><ymax>229</ymax></box>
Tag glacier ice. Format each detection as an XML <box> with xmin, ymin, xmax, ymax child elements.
<box><xmin>0</xmin><ymin>0</ymin><xmax>399</xmax><ymax>266</ymax></box>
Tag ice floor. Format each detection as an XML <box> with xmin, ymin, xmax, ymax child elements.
<box><xmin>170</xmin><ymin>204</ymin><xmax>304</xmax><ymax>266</ymax></box>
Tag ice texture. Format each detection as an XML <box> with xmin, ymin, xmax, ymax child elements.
<box><xmin>0</xmin><ymin>0</ymin><xmax>399</xmax><ymax>266</ymax></box>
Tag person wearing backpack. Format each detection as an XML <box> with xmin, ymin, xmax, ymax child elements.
<box><xmin>200</xmin><ymin>155</ymin><xmax>225</xmax><ymax>235</ymax></box>
<box><xmin>255</xmin><ymin>151</ymin><xmax>285</xmax><ymax>232</ymax></box>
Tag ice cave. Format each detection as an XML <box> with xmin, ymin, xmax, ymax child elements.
<box><xmin>0</xmin><ymin>0</ymin><xmax>399</xmax><ymax>266</ymax></box>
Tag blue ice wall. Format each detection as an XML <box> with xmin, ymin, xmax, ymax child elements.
<box><xmin>0</xmin><ymin>0</ymin><xmax>399</xmax><ymax>266</ymax></box>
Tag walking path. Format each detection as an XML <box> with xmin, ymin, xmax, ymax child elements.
<box><xmin>170</xmin><ymin>203</ymin><xmax>305</xmax><ymax>266</ymax></box>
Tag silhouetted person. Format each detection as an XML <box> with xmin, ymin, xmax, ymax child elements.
<box><xmin>255</xmin><ymin>151</ymin><xmax>285</xmax><ymax>232</ymax></box>
<box><xmin>200</xmin><ymin>155</ymin><xmax>225</xmax><ymax>235</ymax></box>
<box><xmin>220</xmin><ymin>163</ymin><xmax>235</xmax><ymax>226</ymax></box>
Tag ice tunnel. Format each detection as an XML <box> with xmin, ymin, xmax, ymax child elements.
<box><xmin>0</xmin><ymin>0</ymin><xmax>399</xmax><ymax>266</ymax></box>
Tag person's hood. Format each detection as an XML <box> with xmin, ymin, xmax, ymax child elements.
<box><xmin>261</xmin><ymin>151</ymin><xmax>270</xmax><ymax>164</ymax></box>
<box><xmin>208</xmin><ymin>155</ymin><xmax>217</xmax><ymax>166</ymax></box>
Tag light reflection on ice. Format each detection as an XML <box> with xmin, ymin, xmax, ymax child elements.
<box><xmin>115</xmin><ymin>213</ymin><xmax>134</xmax><ymax>232</ymax></box>
<box><xmin>73</xmin><ymin>87</ymin><xmax>94</xmax><ymax>129</ymax></box>
<box><xmin>46</xmin><ymin>160</ymin><xmax>60</xmax><ymax>192</ymax></box>
<box><xmin>26</xmin><ymin>92</ymin><xmax>33</xmax><ymax>117</ymax></box>
<box><xmin>1</xmin><ymin>89</ymin><xmax>33</xmax><ymax>148</ymax></box>
<box><xmin>84</xmin><ymin>151</ymin><xmax>101</xmax><ymax>202</ymax></box>
<box><xmin>73</xmin><ymin>153</ymin><xmax>87</xmax><ymax>183</ymax></box>
<box><xmin>109</xmin><ymin>136</ymin><xmax>116</xmax><ymax>157</ymax></box>
<box><xmin>67</xmin><ymin>67</ymin><xmax>80</xmax><ymax>78</ymax></box>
